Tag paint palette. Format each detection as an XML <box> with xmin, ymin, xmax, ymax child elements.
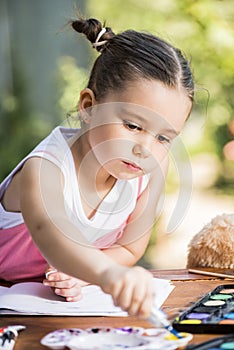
<box><xmin>173</xmin><ymin>284</ymin><xmax>234</xmax><ymax>333</ymax></box>
<box><xmin>40</xmin><ymin>327</ymin><xmax>192</xmax><ymax>349</ymax></box>
<box><xmin>185</xmin><ymin>334</ymin><xmax>234</xmax><ymax>349</ymax></box>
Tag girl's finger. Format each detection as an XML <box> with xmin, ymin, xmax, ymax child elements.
<box><xmin>115</xmin><ymin>282</ymin><xmax>134</xmax><ymax>311</ymax></box>
<box><xmin>54</xmin><ymin>285</ymin><xmax>82</xmax><ymax>298</ymax></box>
<box><xmin>137</xmin><ymin>293</ymin><xmax>154</xmax><ymax>319</ymax></box>
<box><xmin>45</xmin><ymin>269</ymin><xmax>57</xmax><ymax>279</ymax></box>
<box><xmin>66</xmin><ymin>294</ymin><xmax>83</xmax><ymax>302</ymax></box>
<box><xmin>126</xmin><ymin>282</ymin><xmax>147</xmax><ymax>316</ymax></box>
<box><xmin>136</xmin><ymin>282</ymin><xmax>155</xmax><ymax>318</ymax></box>
<box><xmin>46</xmin><ymin>271</ymin><xmax>70</xmax><ymax>282</ymax></box>
<box><xmin>44</xmin><ymin>277</ymin><xmax>78</xmax><ymax>289</ymax></box>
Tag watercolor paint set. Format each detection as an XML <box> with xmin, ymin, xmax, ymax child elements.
<box><xmin>185</xmin><ymin>334</ymin><xmax>234</xmax><ymax>349</ymax></box>
<box><xmin>173</xmin><ymin>284</ymin><xmax>234</xmax><ymax>333</ymax></box>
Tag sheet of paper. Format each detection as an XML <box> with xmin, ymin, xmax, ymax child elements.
<box><xmin>0</xmin><ymin>278</ymin><xmax>174</xmax><ymax>316</ymax></box>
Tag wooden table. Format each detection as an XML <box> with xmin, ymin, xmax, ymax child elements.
<box><xmin>1</xmin><ymin>269</ymin><xmax>234</xmax><ymax>350</ymax></box>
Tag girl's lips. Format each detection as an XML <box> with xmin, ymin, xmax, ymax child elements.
<box><xmin>123</xmin><ymin>161</ymin><xmax>142</xmax><ymax>172</ymax></box>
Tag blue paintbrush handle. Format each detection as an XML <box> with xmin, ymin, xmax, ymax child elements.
<box><xmin>148</xmin><ymin>306</ymin><xmax>182</xmax><ymax>339</ymax></box>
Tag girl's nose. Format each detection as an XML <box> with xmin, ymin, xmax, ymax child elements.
<box><xmin>132</xmin><ymin>143</ymin><xmax>151</xmax><ymax>159</ymax></box>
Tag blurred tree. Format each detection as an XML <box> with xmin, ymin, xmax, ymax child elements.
<box><xmin>0</xmin><ymin>0</ymin><xmax>88</xmax><ymax>181</ymax></box>
<box><xmin>0</xmin><ymin>52</ymin><xmax>52</xmax><ymax>179</ymax></box>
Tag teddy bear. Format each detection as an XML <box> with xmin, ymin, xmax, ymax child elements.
<box><xmin>187</xmin><ymin>213</ymin><xmax>234</xmax><ymax>269</ymax></box>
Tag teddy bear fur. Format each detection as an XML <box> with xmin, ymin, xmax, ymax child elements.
<box><xmin>187</xmin><ymin>213</ymin><xmax>234</xmax><ymax>269</ymax></box>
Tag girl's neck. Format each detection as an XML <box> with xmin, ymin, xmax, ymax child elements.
<box><xmin>70</xmin><ymin>131</ymin><xmax>117</xmax><ymax>220</ymax></box>
<box><xmin>70</xmin><ymin>131</ymin><xmax>116</xmax><ymax>192</ymax></box>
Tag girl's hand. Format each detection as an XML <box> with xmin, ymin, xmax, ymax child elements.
<box><xmin>99</xmin><ymin>265</ymin><xmax>155</xmax><ymax>318</ymax></box>
<box><xmin>43</xmin><ymin>266</ymin><xmax>88</xmax><ymax>302</ymax></box>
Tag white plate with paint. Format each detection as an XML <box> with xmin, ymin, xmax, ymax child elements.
<box><xmin>41</xmin><ymin>327</ymin><xmax>192</xmax><ymax>350</ymax></box>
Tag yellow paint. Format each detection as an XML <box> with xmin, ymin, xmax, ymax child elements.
<box><xmin>164</xmin><ymin>332</ymin><xmax>188</xmax><ymax>340</ymax></box>
<box><xmin>179</xmin><ymin>319</ymin><xmax>202</xmax><ymax>324</ymax></box>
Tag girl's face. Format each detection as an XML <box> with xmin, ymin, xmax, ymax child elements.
<box><xmin>82</xmin><ymin>79</ymin><xmax>192</xmax><ymax>180</ymax></box>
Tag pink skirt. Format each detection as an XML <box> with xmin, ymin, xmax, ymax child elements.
<box><xmin>0</xmin><ymin>223</ymin><xmax>47</xmax><ymax>282</ymax></box>
<box><xmin>0</xmin><ymin>221</ymin><xmax>128</xmax><ymax>282</ymax></box>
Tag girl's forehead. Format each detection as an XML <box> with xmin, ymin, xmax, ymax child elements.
<box><xmin>95</xmin><ymin>80</ymin><xmax>192</xmax><ymax>132</ymax></box>
<box><xmin>118</xmin><ymin>105</ymin><xmax>180</xmax><ymax>136</ymax></box>
<box><xmin>91</xmin><ymin>101</ymin><xmax>182</xmax><ymax>138</ymax></box>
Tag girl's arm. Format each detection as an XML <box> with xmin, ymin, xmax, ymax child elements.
<box><xmin>44</xmin><ymin>159</ymin><xmax>168</xmax><ymax>300</ymax></box>
<box><xmin>44</xmin><ymin>175</ymin><xmax>162</xmax><ymax>301</ymax></box>
<box><xmin>20</xmin><ymin>157</ymin><xmax>155</xmax><ymax>317</ymax></box>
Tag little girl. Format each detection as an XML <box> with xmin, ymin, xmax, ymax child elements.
<box><xmin>0</xmin><ymin>17</ymin><xmax>194</xmax><ymax>318</ymax></box>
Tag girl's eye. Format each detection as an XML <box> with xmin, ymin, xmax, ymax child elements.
<box><xmin>123</xmin><ymin>120</ymin><xmax>142</xmax><ymax>131</ymax></box>
<box><xmin>156</xmin><ymin>134</ymin><xmax>170</xmax><ymax>143</ymax></box>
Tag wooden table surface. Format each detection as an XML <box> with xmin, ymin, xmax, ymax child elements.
<box><xmin>0</xmin><ymin>269</ymin><xmax>234</xmax><ymax>350</ymax></box>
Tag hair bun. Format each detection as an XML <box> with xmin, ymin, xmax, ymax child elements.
<box><xmin>71</xmin><ymin>17</ymin><xmax>115</xmax><ymax>52</ymax></box>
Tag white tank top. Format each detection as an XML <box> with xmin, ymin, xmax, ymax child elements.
<box><xmin>0</xmin><ymin>127</ymin><xmax>149</xmax><ymax>243</ymax></box>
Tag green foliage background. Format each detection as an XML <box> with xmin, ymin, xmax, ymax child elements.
<box><xmin>1</xmin><ymin>0</ymin><xmax>234</xmax><ymax>189</ymax></box>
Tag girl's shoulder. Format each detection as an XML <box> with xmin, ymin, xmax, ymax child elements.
<box><xmin>0</xmin><ymin>126</ymin><xmax>78</xmax><ymax>198</ymax></box>
<box><xmin>22</xmin><ymin>126</ymin><xmax>79</xmax><ymax>170</ymax></box>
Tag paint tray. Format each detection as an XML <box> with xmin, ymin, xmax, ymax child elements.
<box><xmin>173</xmin><ymin>284</ymin><xmax>234</xmax><ymax>333</ymax></box>
<box><xmin>185</xmin><ymin>333</ymin><xmax>234</xmax><ymax>349</ymax></box>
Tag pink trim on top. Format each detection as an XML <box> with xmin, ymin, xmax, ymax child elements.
<box><xmin>93</xmin><ymin>221</ymin><xmax>127</xmax><ymax>249</ymax></box>
<box><xmin>137</xmin><ymin>176</ymin><xmax>143</xmax><ymax>199</ymax></box>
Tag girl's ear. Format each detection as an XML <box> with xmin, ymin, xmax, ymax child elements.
<box><xmin>78</xmin><ymin>88</ymin><xmax>96</xmax><ymax>124</ymax></box>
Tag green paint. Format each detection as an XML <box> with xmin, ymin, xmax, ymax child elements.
<box><xmin>210</xmin><ymin>294</ymin><xmax>232</xmax><ymax>300</ymax></box>
<box><xmin>220</xmin><ymin>342</ymin><xmax>234</xmax><ymax>349</ymax></box>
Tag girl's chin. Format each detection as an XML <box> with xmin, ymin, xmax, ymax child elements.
<box><xmin>112</xmin><ymin>172</ymin><xmax>143</xmax><ymax>181</ymax></box>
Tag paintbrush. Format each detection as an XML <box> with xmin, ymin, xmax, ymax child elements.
<box><xmin>148</xmin><ymin>305</ymin><xmax>183</xmax><ymax>339</ymax></box>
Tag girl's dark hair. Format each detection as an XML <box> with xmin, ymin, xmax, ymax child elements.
<box><xmin>71</xmin><ymin>18</ymin><xmax>194</xmax><ymax>102</ymax></box>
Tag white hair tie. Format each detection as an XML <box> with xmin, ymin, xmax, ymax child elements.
<box><xmin>92</xmin><ymin>27</ymin><xmax>108</xmax><ymax>48</ymax></box>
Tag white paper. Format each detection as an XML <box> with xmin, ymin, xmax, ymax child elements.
<box><xmin>0</xmin><ymin>278</ymin><xmax>174</xmax><ymax>316</ymax></box>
